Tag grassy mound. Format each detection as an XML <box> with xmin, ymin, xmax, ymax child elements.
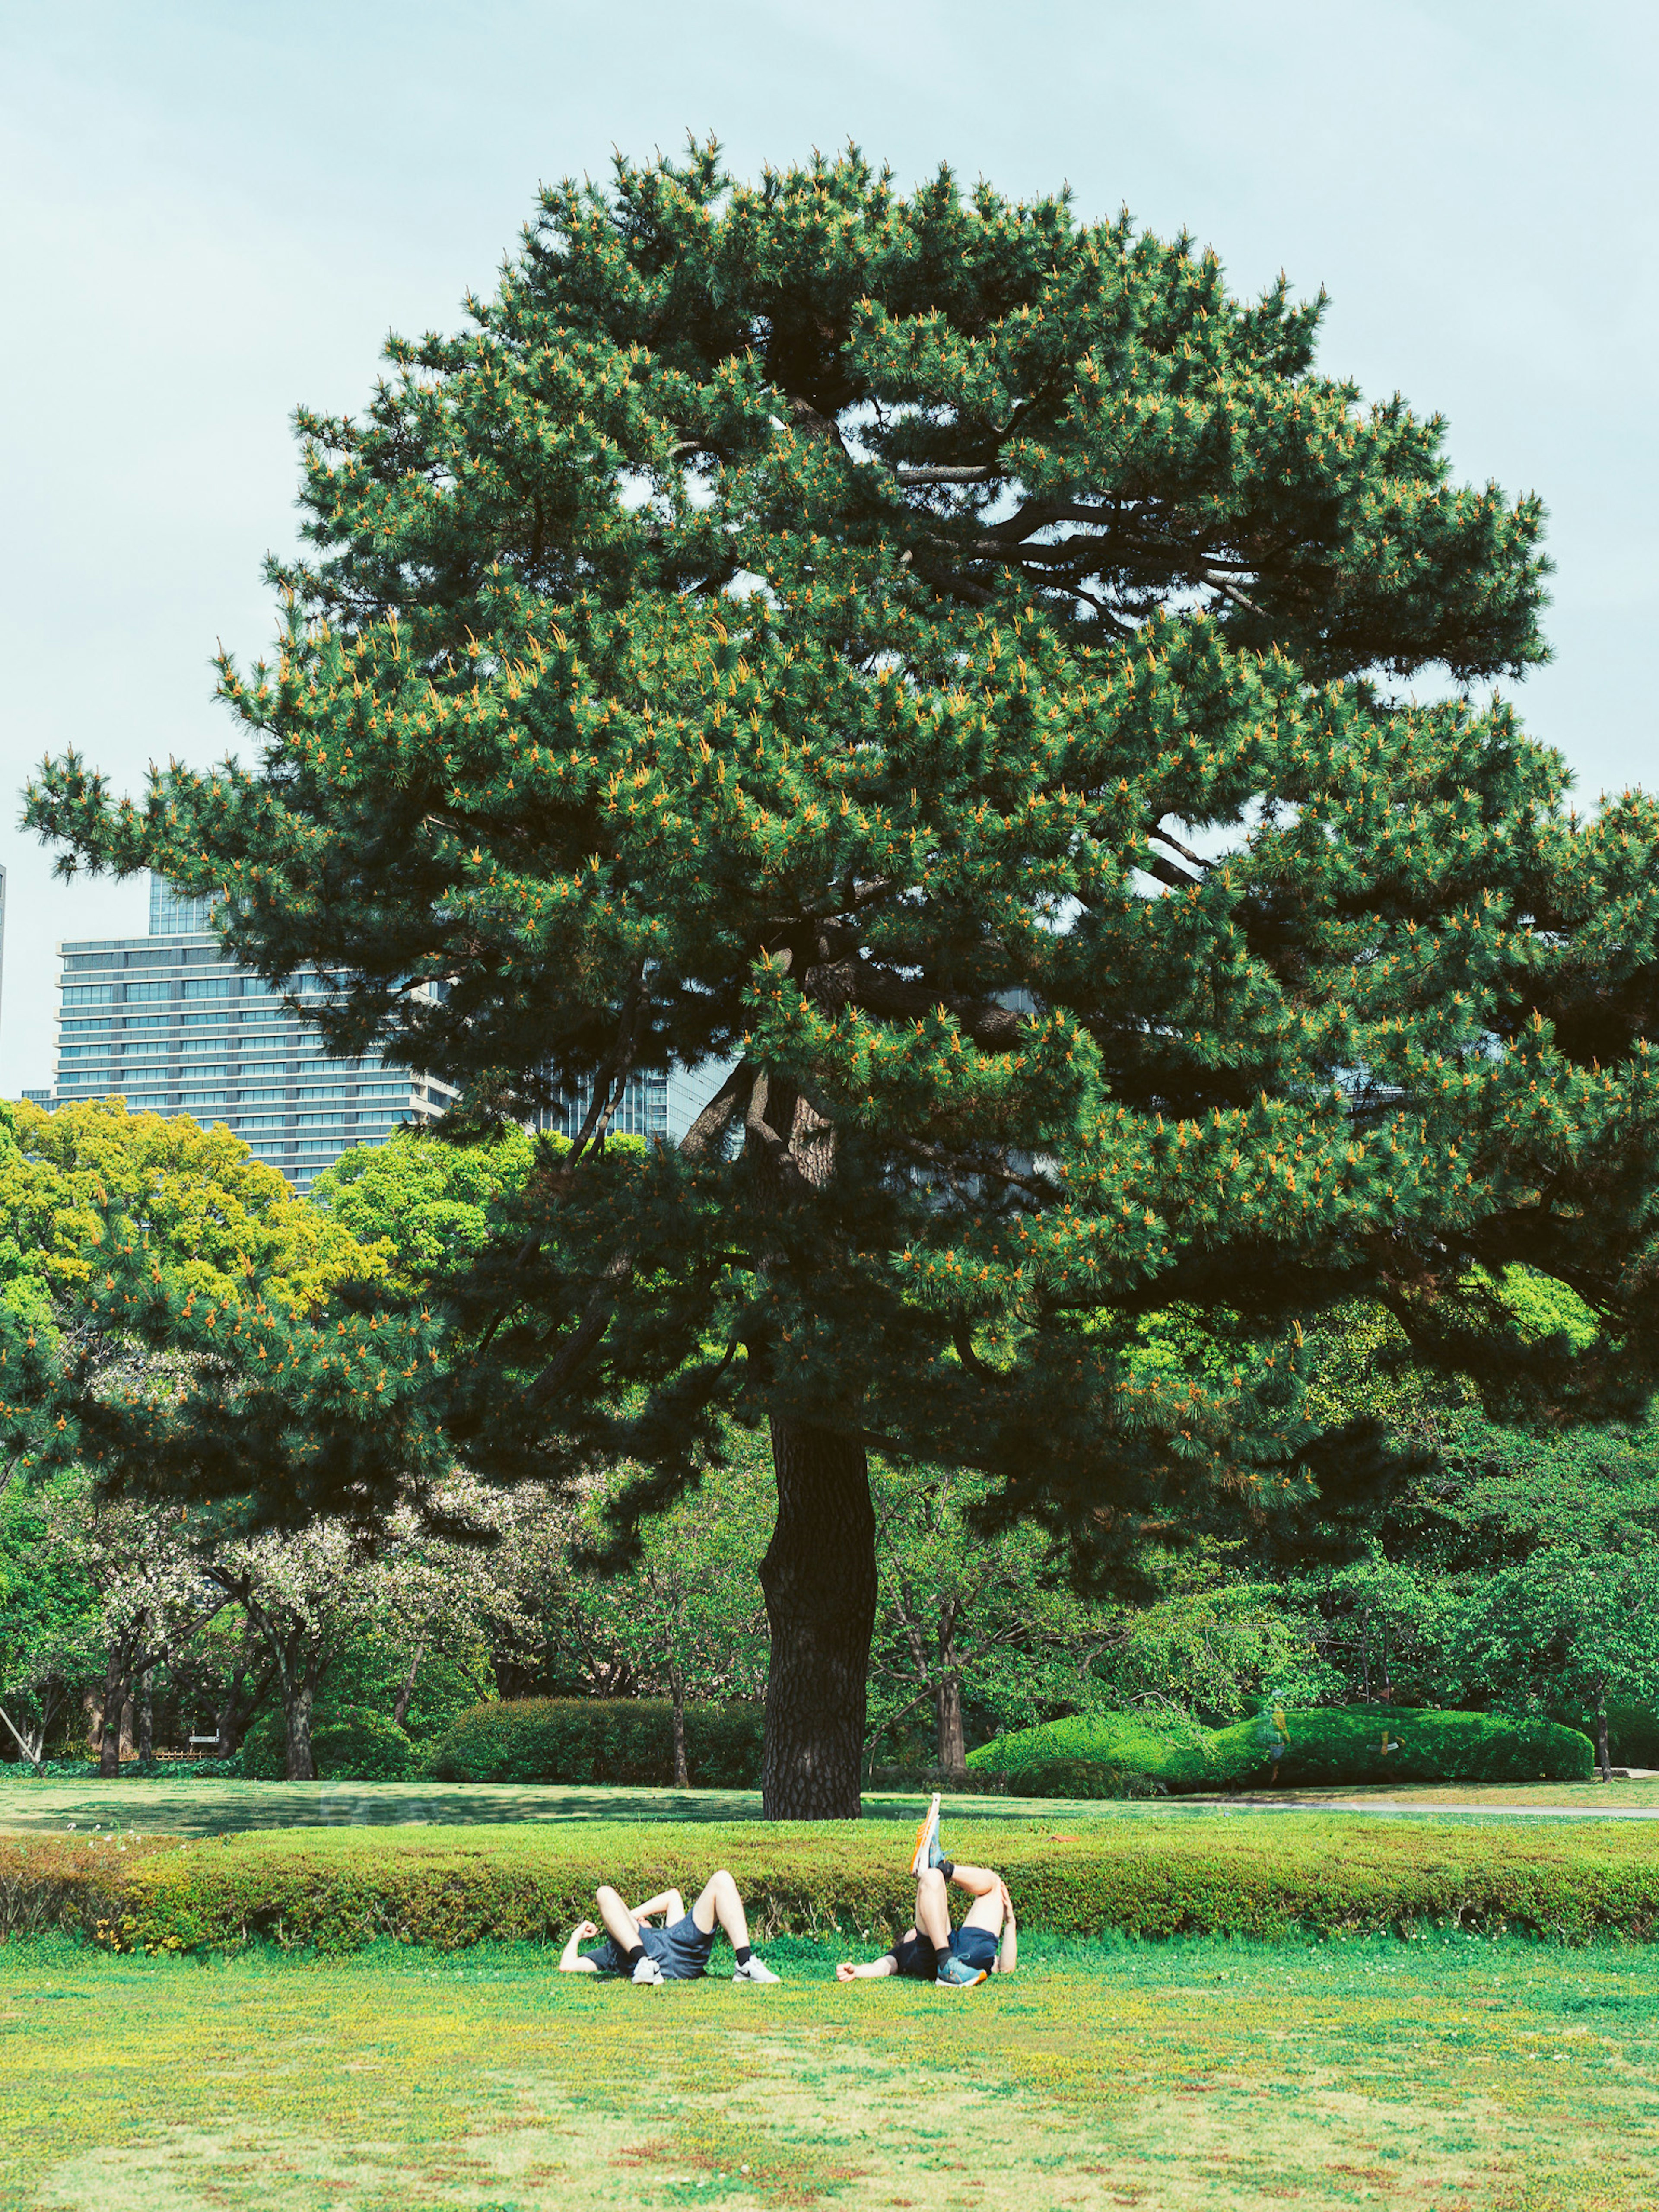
<box><xmin>970</xmin><ymin>1707</ymin><xmax>1594</xmax><ymax>1794</ymax></box>
<box><xmin>966</xmin><ymin>1708</ymin><xmax>1237</xmax><ymax>1796</ymax></box>
<box><xmin>2</xmin><ymin>1814</ymin><xmax>1656</xmax><ymax>1954</ymax></box>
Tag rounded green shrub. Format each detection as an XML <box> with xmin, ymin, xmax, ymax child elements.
<box><xmin>969</xmin><ymin>1709</ymin><xmax>1239</xmax><ymax>1796</ymax></box>
<box><xmin>1214</xmin><ymin>1707</ymin><xmax>1594</xmax><ymax>1788</ymax></box>
<box><xmin>970</xmin><ymin>1706</ymin><xmax>1595</xmax><ymax>1793</ymax></box>
<box><xmin>238</xmin><ymin>1710</ymin><xmax>287</xmax><ymax>1782</ymax></box>
<box><xmin>312</xmin><ymin>1710</ymin><xmax>416</xmax><ymax>1782</ymax></box>
<box><xmin>429</xmin><ymin>1698</ymin><xmax>763</xmax><ymax>1787</ymax></box>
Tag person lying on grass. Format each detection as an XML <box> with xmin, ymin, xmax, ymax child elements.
<box><xmin>836</xmin><ymin>1795</ymin><xmax>1018</xmax><ymax>1988</ymax></box>
<box><xmin>559</xmin><ymin>1867</ymin><xmax>781</xmax><ymax>1985</ymax></box>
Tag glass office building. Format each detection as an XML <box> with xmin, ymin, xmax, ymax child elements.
<box><xmin>534</xmin><ymin>1063</ymin><xmax>731</xmax><ymax>1146</ymax></box>
<box><xmin>48</xmin><ymin>877</ymin><xmax>456</xmax><ymax>1193</ymax></box>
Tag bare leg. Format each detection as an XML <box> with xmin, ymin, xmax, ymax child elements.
<box><xmin>950</xmin><ymin>1863</ymin><xmax>1006</xmax><ymax>1938</ymax></box>
<box><xmin>690</xmin><ymin>1868</ymin><xmax>752</xmax><ymax>1948</ymax></box>
<box><xmin>914</xmin><ymin>1866</ymin><xmax>953</xmax><ymax>1948</ymax></box>
<box><xmin>595</xmin><ymin>1884</ymin><xmax>645</xmax><ymax>1953</ymax></box>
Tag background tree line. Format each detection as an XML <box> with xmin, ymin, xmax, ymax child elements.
<box><xmin>4</xmin><ymin>1098</ymin><xmax>1656</xmax><ymax>1784</ymax></box>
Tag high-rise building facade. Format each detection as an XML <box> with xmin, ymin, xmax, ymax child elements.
<box><xmin>48</xmin><ymin>876</ymin><xmax>455</xmax><ymax>1192</ymax></box>
<box><xmin>534</xmin><ymin>1063</ymin><xmax>729</xmax><ymax>1146</ymax></box>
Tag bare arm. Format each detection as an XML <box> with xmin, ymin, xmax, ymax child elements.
<box><xmin>560</xmin><ymin>1920</ymin><xmax>602</xmax><ymax>1973</ymax></box>
<box><xmin>836</xmin><ymin>1953</ymin><xmax>900</xmax><ymax>1982</ymax></box>
<box><xmin>630</xmin><ymin>1890</ymin><xmax>685</xmax><ymax>1923</ymax></box>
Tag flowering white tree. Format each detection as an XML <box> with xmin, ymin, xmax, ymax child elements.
<box><xmin>211</xmin><ymin>1476</ymin><xmax>516</xmax><ymax>1780</ymax></box>
<box><xmin>39</xmin><ymin>1476</ymin><xmax>227</xmax><ymax>1776</ymax></box>
<box><xmin>375</xmin><ymin>1475</ymin><xmax>521</xmax><ymax>1729</ymax></box>
<box><xmin>209</xmin><ymin>1521</ymin><xmax>384</xmax><ymax>1780</ymax></box>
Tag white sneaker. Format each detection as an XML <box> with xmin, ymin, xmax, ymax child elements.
<box><xmin>632</xmin><ymin>1953</ymin><xmax>664</xmax><ymax>1986</ymax></box>
<box><xmin>731</xmin><ymin>1955</ymin><xmax>780</xmax><ymax>1984</ymax></box>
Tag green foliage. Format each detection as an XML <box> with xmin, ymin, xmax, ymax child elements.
<box><xmin>311</xmin><ymin>1709</ymin><xmax>417</xmax><ymax>1782</ymax></box>
<box><xmin>972</xmin><ymin>1703</ymin><xmax>1592</xmax><ymax>1793</ymax></box>
<box><xmin>969</xmin><ymin>1707</ymin><xmax>1236</xmax><ymax>1794</ymax></box>
<box><xmin>1090</xmin><ymin>1585</ymin><xmax>1336</xmax><ymax>1723</ymax></box>
<box><xmin>559</xmin><ymin>1446</ymin><xmax>772</xmax><ymax>1712</ymax></box>
<box><xmin>429</xmin><ymin>1697</ymin><xmax>764</xmax><ymax>1787</ymax></box>
<box><xmin>865</xmin><ymin>1455</ymin><xmax>1102</xmax><ymax>1767</ymax></box>
<box><xmin>1208</xmin><ymin>1705</ymin><xmax>1594</xmax><ymax>1786</ymax></box>
<box><xmin>1461</xmin><ymin>1545</ymin><xmax>1659</xmax><ymax>1749</ymax></box>
<box><xmin>0</xmin><ymin>1096</ymin><xmax>385</xmax><ymax>1316</ymax></box>
<box><xmin>8</xmin><ymin>1815</ymin><xmax>1659</xmax><ymax>1954</ymax></box>
<box><xmin>26</xmin><ymin>141</ymin><xmax>1655</xmax><ymax>1577</ymax></box>
<box><xmin>308</xmin><ymin>1126</ymin><xmax>539</xmax><ymax>1290</ymax></box>
<box><xmin>1587</xmin><ymin>1704</ymin><xmax>1659</xmax><ymax>1767</ymax></box>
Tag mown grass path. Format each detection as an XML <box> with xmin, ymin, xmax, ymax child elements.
<box><xmin>3</xmin><ymin>1775</ymin><xmax>1658</xmax><ymax>1840</ymax></box>
<box><xmin>4</xmin><ymin>1934</ymin><xmax>1659</xmax><ymax>2210</ymax></box>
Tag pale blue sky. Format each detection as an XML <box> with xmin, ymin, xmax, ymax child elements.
<box><xmin>2</xmin><ymin>1</ymin><xmax>1654</xmax><ymax>1092</ymax></box>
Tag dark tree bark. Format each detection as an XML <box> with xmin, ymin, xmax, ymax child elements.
<box><xmin>96</xmin><ymin>1659</ymin><xmax>131</xmax><ymax>1778</ymax></box>
<box><xmin>285</xmin><ymin>1676</ymin><xmax>317</xmax><ymax>1783</ymax></box>
<box><xmin>215</xmin><ymin>1646</ymin><xmax>275</xmax><ymax>1758</ymax></box>
<box><xmin>759</xmin><ymin>1415</ymin><xmax>877</xmax><ymax>1819</ymax></box>
<box><xmin>137</xmin><ymin>1670</ymin><xmax>154</xmax><ymax>1764</ymax></box>
<box><xmin>392</xmin><ymin>1642</ymin><xmax>426</xmax><ymax>1732</ymax></box>
<box><xmin>1594</xmin><ymin>1678</ymin><xmax>1612</xmax><ymax>1782</ymax></box>
<box><xmin>935</xmin><ymin>1667</ymin><xmax>967</xmax><ymax>1778</ymax></box>
<box><xmin>668</xmin><ymin>1664</ymin><xmax>689</xmax><ymax>1789</ymax></box>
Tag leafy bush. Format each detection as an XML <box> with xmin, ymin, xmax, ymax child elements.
<box><xmin>969</xmin><ymin>1708</ymin><xmax>1246</xmax><ymax>1796</ymax></box>
<box><xmin>429</xmin><ymin>1698</ymin><xmax>763</xmax><ymax>1787</ymax></box>
<box><xmin>241</xmin><ymin>1705</ymin><xmax>417</xmax><ymax>1782</ymax></box>
<box><xmin>1213</xmin><ymin>1707</ymin><xmax>1595</xmax><ymax>1787</ymax></box>
<box><xmin>312</xmin><ymin>1711</ymin><xmax>416</xmax><ymax>1783</ymax></box>
<box><xmin>971</xmin><ymin>1706</ymin><xmax>1593</xmax><ymax>1793</ymax></box>
<box><xmin>4</xmin><ymin>1815</ymin><xmax>1658</xmax><ymax>1953</ymax></box>
<box><xmin>177</xmin><ymin>1753</ymin><xmax>247</xmax><ymax>1781</ymax></box>
<box><xmin>238</xmin><ymin>1712</ymin><xmax>289</xmax><ymax>1782</ymax></box>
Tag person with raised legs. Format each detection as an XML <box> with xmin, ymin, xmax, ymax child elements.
<box><xmin>836</xmin><ymin>1795</ymin><xmax>1018</xmax><ymax>1988</ymax></box>
<box><xmin>560</xmin><ymin>1866</ymin><xmax>781</xmax><ymax>1985</ymax></box>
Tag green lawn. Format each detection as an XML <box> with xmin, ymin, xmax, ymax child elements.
<box><xmin>4</xmin><ymin>1932</ymin><xmax>1658</xmax><ymax>2210</ymax></box>
<box><xmin>3</xmin><ymin>1773</ymin><xmax>1657</xmax><ymax>1840</ymax></box>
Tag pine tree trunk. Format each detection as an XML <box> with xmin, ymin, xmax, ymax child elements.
<box><xmin>285</xmin><ymin>1681</ymin><xmax>316</xmax><ymax>1782</ymax></box>
<box><xmin>759</xmin><ymin>1415</ymin><xmax>876</xmax><ymax>1819</ymax></box>
<box><xmin>935</xmin><ymin>1670</ymin><xmax>967</xmax><ymax>1778</ymax></box>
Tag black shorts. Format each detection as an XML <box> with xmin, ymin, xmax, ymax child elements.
<box><xmin>583</xmin><ymin>1911</ymin><xmax>716</xmax><ymax>1980</ymax></box>
<box><xmin>889</xmin><ymin>1926</ymin><xmax>996</xmax><ymax>1982</ymax></box>
<box><xmin>889</xmin><ymin>1931</ymin><xmax>941</xmax><ymax>1980</ymax></box>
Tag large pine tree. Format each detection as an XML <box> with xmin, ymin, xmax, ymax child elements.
<box><xmin>29</xmin><ymin>146</ymin><xmax>1659</xmax><ymax>1815</ymax></box>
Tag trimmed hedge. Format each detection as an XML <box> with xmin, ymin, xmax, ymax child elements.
<box><xmin>313</xmin><ymin>1712</ymin><xmax>417</xmax><ymax>1783</ymax></box>
<box><xmin>969</xmin><ymin>1710</ymin><xmax>1245</xmax><ymax>1796</ymax></box>
<box><xmin>971</xmin><ymin>1707</ymin><xmax>1594</xmax><ymax>1795</ymax></box>
<box><xmin>430</xmin><ymin>1698</ymin><xmax>763</xmax><ymax>1788</ymax></box>
<box><xmin>1221</xmin><ymin>1708</ymin><xmax>1595</xmax><ymax>1788</ymax></box>
<box><xmin>3</xmin><ymin>1816</ymin><xmax>1658</xmax><ymax>1954</ymax></box>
